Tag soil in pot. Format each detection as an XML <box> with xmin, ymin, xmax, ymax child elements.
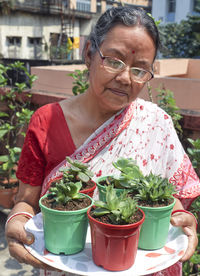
<box><xmin>0</xmin><ymin>177</ymin><xmax>18</xmax><ymax>209</ymax></box>
<box><xmin>90</xmin><ymin>206</ymin><xmax>143</xmax><ymax>225</ymax></box>
<box><xmin>81</xmin><ymin>180</ymin><xmax>95</xmax><ymax>190</ymax></box>
<box><xmin>41</xmin><ymin>196</ymin><xmax>92</xmax><ymax>211</ymax></box>
<box><xmin>137</xmin><ymin>197</ymin><xmax>174</xmax><ymax>208</ymax></box>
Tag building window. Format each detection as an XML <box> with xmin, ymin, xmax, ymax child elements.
<box><xmin>106</xmin><ymin>4</ymin><xmax>113</xmax><ymax>10</ymax></box>
<box><xmin>96</xmin><ymin>0</ymin><xmax>101</xmax><ymax>13</ymax></box>
<box><xmin>76</xmin><ymin>0</ymin><xmax>90</xmax><ymax>12</ymax></box>
<box><xmin>193</xmin><ymin>0</ymin><xmax>200</xmax><ymax>12</ymax></box>
<box><xmin>6</xmin><ymin>36</ymin><xmax>22</xmax><ymax>58</ymax></box>
<box><xmin>167</xmin><ymin>0</ymin><xmax>176</xmax><ymax>22</ymax></box>
<box><xmin>168</xmin><ymin>0</ymin><xmax>176</xmax><ymax>12</ymax></box>
<box><xmin>28</xmin><ymin>37</ymin><xmax>42</xmax><ymax>46</ymax></box>
<box><xmin>7</xmin><ymin>36</ymin><xmax>21</xmax><ymax>46</ymax></box>
<box><xmin>28</xmin><ymin>37</ymin><xmax>42</xmax><ymax>59</ymax></box>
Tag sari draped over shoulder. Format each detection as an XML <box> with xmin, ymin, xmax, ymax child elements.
<box><xmin>41</xmin><ymin>98</ymin><xmax>200</xmax><ymax>276</ymax></box>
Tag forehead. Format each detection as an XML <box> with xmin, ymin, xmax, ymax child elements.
<box><xmin>101</xmin><ymin>24</ymin><xmax>156</xmax><ymax>62</ymax></box>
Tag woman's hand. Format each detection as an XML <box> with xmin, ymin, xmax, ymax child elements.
<box><xmin>5</xmin><ymin>215</ymin><xmax>60</xmax><ymax>271</ymax></box>
<box><xmin>5</xmin><ymin>182</ymin><xmax>61</xmax><ymax>271</ymax></box>
<box><xmin>170</xmin><ymin>211</ymin><xmax>198</xmax><ymax>262</ymax></box>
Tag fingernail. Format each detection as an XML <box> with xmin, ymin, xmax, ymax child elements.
<box><xmin>26</xmin><ymin>233</ymin><xmax>33</xmax><ymax>243</ymax></box>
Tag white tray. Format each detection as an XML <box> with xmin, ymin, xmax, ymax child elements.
<box><xmin>24</xmin><ymin>213</ymin><xmax>188</xmax><ymax>276</ymax></box>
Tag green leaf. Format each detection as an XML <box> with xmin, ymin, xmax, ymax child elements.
<box><xmin>0</xmin><ymin>155</ymin><xmax>9</xmax><ymax>162</ymax></box>
<box><xmin>92</xmin><ymin>208</ymin><xmax>110</xmax><ymax>216</ymax></box>
<box><xmin>78</xmin><ymin>172</ymin><xmax>90</xmax><ymax>182</ymax></box>
<box><xmin>0</xmin><ymin>129</ymin><xmax>9</xmax><ymax>138</ymax></box>
<box><xmin>0</xmin><ymin>112</ymin><xmax>9</xmax><ymax>117</ymax></box>
<box><xmin>190</xmin><ymin>252</ymin><xmax>200</xmax><ymax>264</ymax></box>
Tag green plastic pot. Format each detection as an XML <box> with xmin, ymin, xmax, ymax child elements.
<box><xmin>96</xmin><ymin>176</ymin><xmax>126</xmax><ymax>202</ymax></box>
<box><xmin>138</xmin><ymin>197</ymin><xmax>176</xmax><ymax>250</ymax></box>
<box><xmin>39</xmin><ymin>193</ymin><xmax>93</xmax><ymax>255</ymax></box>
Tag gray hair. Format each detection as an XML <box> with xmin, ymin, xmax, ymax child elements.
<box><xmin>83</xmin><ymin>6</ymin><xmax>160</xmax><ymax>61</ymax></box>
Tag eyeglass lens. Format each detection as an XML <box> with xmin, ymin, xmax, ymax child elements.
<box><xmin>103</xmin><ymin>57</ymin><xmax>152</xmax><ymax>83</ymax></box>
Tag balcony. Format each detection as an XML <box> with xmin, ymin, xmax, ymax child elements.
<box><xmin>76</xmin><ymin>0</ymin><xmax>91</xmax><ymax>12</ymax></box>
<box><xmin>10</xmin><ymin>0</ymin><xmax>93</xmax><ymax>18</ymax></box>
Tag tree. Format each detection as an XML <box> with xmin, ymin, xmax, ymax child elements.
<box><xmin>159</xmin><ymin>4</ymin><xmax>200</xmax><ymax>58</ymax></box>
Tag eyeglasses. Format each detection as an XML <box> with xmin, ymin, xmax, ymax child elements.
<box><xmin>95</xmin><ymin>44</ymin><xmax>154</xmax><ymax>84</ymax></box>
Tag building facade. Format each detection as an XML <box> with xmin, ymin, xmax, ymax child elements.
<box><xmin>152</xmin><ymin>0</ymin><xmax>199</xmax><ymax>24</ymax></box>
<box><xmin>0</xmin><ymin>0</ymin><xmax>151</xmax><ymax>64</ymax></box>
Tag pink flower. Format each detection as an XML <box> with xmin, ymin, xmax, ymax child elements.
<box><xmin>164</xmin><ymin>114</ymin><xmax>169</xmax><ymax>119</ymax></box>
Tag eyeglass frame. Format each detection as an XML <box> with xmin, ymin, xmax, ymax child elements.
<box><xmin>94</xmin><ymin>40</ymin><xmax>154</xmax><ymax>84</ymax></box>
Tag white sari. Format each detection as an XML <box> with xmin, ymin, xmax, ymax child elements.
<box><xmin>40</xmin><ymin>98</ymin><xmax>200</xmax><ymax>276</ymax></box>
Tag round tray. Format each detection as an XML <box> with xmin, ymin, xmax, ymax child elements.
<box><xmin>24</xmin><ymin>213</ymin><xmax>188</xmax><ymax>276</ymax></box>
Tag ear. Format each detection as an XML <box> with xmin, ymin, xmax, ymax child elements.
<box><xmin>84</xmin><ymin>40</ymin><xmax>92</xmax><ymax>69</ymax></box>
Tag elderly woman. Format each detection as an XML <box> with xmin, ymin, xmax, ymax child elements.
<box><xmin>5</xmin><ymin>6</ymin><xmax>199</xmax><ymax>276</ymax></box>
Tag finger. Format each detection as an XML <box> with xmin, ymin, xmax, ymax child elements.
<box><xmin>6</xmin><ymin>220</ymin><xmax>34</xmax><ymax>245</ymax></box>
<box><xmin>8</xmin><ymin>238</ymin><xmax>61</xmax><ymax>271</ymax></box>
<box><xmin>170</xmin><ymin>213</ymin><xmax>198</xmax><ymax>262</ymax></box>
<box><xmin>180</xmin><ymin>227</ymin><xmax>198</xmax><ymax>261</ymax></box>
<box><xmin>170</xmin><ymin>213</ymin><xmax>194</xmax><ymax>228</ymax></box>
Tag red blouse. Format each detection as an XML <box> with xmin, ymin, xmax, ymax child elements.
<box><xmin>16</xmin><ymin>102</ymin><xmax>76</xmax><ymax>186</ymax></box>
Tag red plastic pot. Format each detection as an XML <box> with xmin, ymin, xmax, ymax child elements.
<box><xmin>80</xmin><ymin>180</ymin><xmax>96</xmax><ymax>198</ymax></box>
<box><xmin>0</xmin><ymin>186</ymin><xmax>18</xmax><ymax>209</ymax></box>
<box><xmin>87</xmin><ymin>207</ymin><xmax>145</xmax><ymax>271</ymax></box>
<box><xmin>49</xmin><ymin>177</ymin><xmax>96</xmax><ymax>198</ymax></box>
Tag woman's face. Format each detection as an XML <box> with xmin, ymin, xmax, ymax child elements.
<box><xmin>85</xmin><ymin>24</ymin><xmax>156</xmax><ymax>112</ymax></box>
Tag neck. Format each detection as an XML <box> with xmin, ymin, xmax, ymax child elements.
<box><xmin>77</xmin><ymin>91</ymin><xmax>120</xmax><ymax>125</ymax></box>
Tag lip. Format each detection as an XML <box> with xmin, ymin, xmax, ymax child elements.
<box><xmin>109</xmin><ymin>88</ymin><xmax>128</xmax><ymax>97</ymax></box>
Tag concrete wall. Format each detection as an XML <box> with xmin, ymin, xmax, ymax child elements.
<box><xmin>31</xmin><ymin>64</ymin><xmax>86</xmax><ymax>100</ymax></box>
<box><xmin>140</xmin><ymin>77</ymin><xmax>200</xmax><ymax>112</ymax></box>
<box><xmin>141</xmin><ymin>58</ymin><xmax>200</xmax><ymax>112</ymax></box>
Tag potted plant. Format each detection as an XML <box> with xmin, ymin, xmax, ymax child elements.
<box><xmin>0</xmin><ymin>61</ymin><xmax>36</xmax><ymax>208</ymax></box>
<box><xmin>135</xmin><ymin>173</ymin><xmax>176</xmax><ymax>250</ymax></box>
<box><xmin>96</xmin><ymin>157</ymin><xmax>143</xmax><ymax>201</ymax></box>
<box><xmin>51</xmin><ymin>156</ymin><xmax>96</xmax><ymax>197</ymax></box>
<box><xmin>97</xmin><ymin>157</ymin><xmax>176</xmax><ymax>250</ymax></box>
<box><xmin>39</xmin><ymin>158</ymin><xmax>94</xmax><ymax>255</ymax></box>
<box><xmin>87</xmin><ymin>185</ymin><xmax>145</xmax><ymax>271</ymax></box>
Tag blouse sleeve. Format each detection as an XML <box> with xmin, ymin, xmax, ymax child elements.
<box><xmin>16</xmin><ymin>108</ymin><xmax>47</xmax><ymax>186</ymax></box>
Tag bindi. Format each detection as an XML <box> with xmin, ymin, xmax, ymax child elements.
<box><xmin>132</xmin><ymin>50</ymin><xmax>135</xmax><ymax>54</ymax></box>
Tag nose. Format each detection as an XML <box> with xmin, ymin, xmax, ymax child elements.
<box><xmin>115</xmin><ymin>67</ymin><xmax>132</xmax><ymax>86</ymax></box>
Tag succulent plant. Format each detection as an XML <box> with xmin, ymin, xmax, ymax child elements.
<box><xmin>92</xmin><ymin>185</ymin><xmax>138</xmax><ymax>225</ymax></box>
<box><xmin>47</xmin><ymin>156</ymin><xmax>94</xmax><ymax>207</ymax></box>
<box><xmin>135</xmin><ymin>172</ymin><xmax>176</xmax><ymax>204</ymax></box>
<box><xmin>99</xmin><ymin>157</ymin><xmax>143</xmax><ymax>190</ymax></box>
<box><xmin>99</xmin><ymin>157</ymin><xmax>176</xmax><ymax>205</ymax></box>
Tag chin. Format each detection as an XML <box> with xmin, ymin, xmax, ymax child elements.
<box><xmin>107</xmin><ymin>102</ymin><xmax>130</xmax><ymax>113</ymax></box>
